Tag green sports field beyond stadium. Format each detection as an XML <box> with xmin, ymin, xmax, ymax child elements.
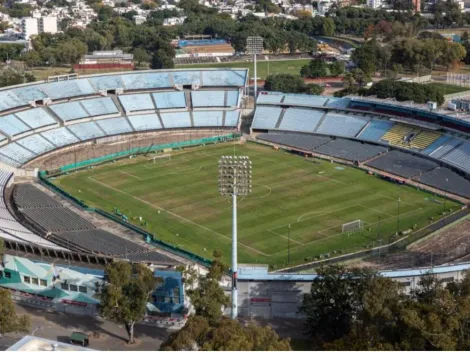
<box><xmin>52</xmin><ymin>142</ymin><xmax>459</xmax><ymax>268</ymax></box>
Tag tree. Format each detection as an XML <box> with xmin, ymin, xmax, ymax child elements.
<box><xmin>161</xmin><ymin>316</ymin><xmax>291</xmax><ymax>351</ymax></box>
<box><xmin>351</xmin><ymin>68</ymin><xmax>371</xmax><ymax>86</ymax></box>
<box><xmin>306</xmin><ymin>83</ymin><xmax>324</xmax><ymax>95</ymax></box>
<box><xmin>97</xmin><ymin>261</ymin><xmax>158</xmax><ymax>344</ymax></box>
<box><xmin>342</xmin><ymin>71</ymin><xmax>355</xmax><ymax>88</ymax></box>
<box><xmin>186</xmin><ymin>251</ymin><xmax>230</xmax><ymax>325</ymax></box>
<box><xmin>0</xmin><ymin>67</ymin><xmax>35</xmax><ymax>87</ymax></box>
<box><xmin>0</xmin><ymin>289</ymin><xmax>30</xmax><ymax>336</ymax></box>
<box><xmin>330</xmin><ymin>60</ymin><xmax>345</xmax><ymax>76</ymax></box>
<box><xmin>322</xmin><ymin>17</ymin><xmax>335</xmax><ymax>36</ymax></box>
<box><xmin>133</xmin><ymin>48</ymin><xmax>149</xmax><ymax>67</ymax></box>
<box><xmin>300</xmin><ymin>59</ymin><xmax>329</xmax><ymax>78</ymax></box>
<box><xmin>22</xmin><ymin>51</ymin><xmax>41</xmax><ymax>69</ymax></box>
<box><xmin>265</xmin><ymin>74</ymin><xmax>306</xmax><ymax>93</ymax></box>
<box><xmin>150</xmin><ymin>49</ymin><xmax>174</xmax><ymax>69</ymax></box>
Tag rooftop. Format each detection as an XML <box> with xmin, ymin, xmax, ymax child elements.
<box><xmin>7</xmin><ymin>336</ymin><xmax>95</xmax><ymax>351</ymax></box>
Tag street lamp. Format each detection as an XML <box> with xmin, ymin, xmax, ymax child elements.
<box><xmin>218</xmin><ymin>156</ymin><xmax>252</xmax><ymax>319</ymax></box>
<box><xmin>246</xmin><ymin>36</ymin><xmax>263</xmax><ymax>107</ymax></box>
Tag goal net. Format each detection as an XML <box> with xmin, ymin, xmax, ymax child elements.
<box><xmin>147</xmin><ymin>154</ymin><xmax>171</xmax><ymax>164</ymax></box>
<box><xmin>342</xmin><ymin>220</ymin><xmax>363</xmax><ymax>236</ymax></box>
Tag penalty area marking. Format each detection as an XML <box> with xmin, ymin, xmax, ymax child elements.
<box><xmin>87</xmin><ymin>176</ymin><xmax>270</xmax><ymax>257</ymax></box>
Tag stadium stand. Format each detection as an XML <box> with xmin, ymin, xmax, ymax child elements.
<box><xmin>224</xmin><ymin>110</ymin><xmax>240</xmax><ymax>127</ymax></box>
<box><xmin>0</xmin><ymin>114</ymin><xmax>31</xmax><ymax>136</ymax></box>
<box><xmin>0</xmin><ymin>143</ymin><xmax>37</xmax><ymax>165</ymax></box>
<box><xmin>38</xmin><ymin>79</ymin><xmax>95</xmax><ymax>100</ymax></box>
<box><xmin>251</xmin><ymin>106</ymin><xmax>283</xmax><ymax>130</ymax></box>
<box><xmin>120</xmin><ymin>72</ymin><xmax>171</xmax><ymax>89</ymax></box>
<box><xmin>314</xmin><ymin>139</ymin><xmax>387</xmax><ymax>162</ymax></box>
<box><xmin>227</xmin><ymin>90</ymin><xmax>239</xmax><ymax>106</ymax></box>
<box><xmin>192</xmin><ymin>111</ymin><xmax>224</xmax><ymax>127</ymax></box>
<box><xmin>429</xmin><ymin>138</ymin><xmax>462</xmax><ymax>159</ymax></box>
<box><xmin>16</xmin><ymin>134</ymin><xmax>55</xmax><ymax>155</ymax></box>
<box><xmin>152</xmin><ymin>92</ymin><xmax>186</xmax><ymax>109</ymax></box>
<box><xmin>257</xmin><ymin>93</ymin><xmax>283</xmax><ymax>104</ymax></box>
<box><xmin>257</xmin><ymin>132</ymin><xmax>331</xmax><ymax>150</ymax></box>
<box><xmin>15</xmin><ymin>108</ymin><xmax>56</xmax><ymax>129</ymax></box>
<box><xmin>409</xmin><ymin>131</ymin><xmax>441</xmax><ymax>150</ymax></box>
<box><xmin>191</xmin><ymin>90</ymin><xmax>225</xmax><ymax>107</ymax></box>
<box><xmin>160</xmin><ymin>112</ymin><xmax>192</xmax><ymax>128</ymax></box>
<box><xmin>88</xmin><ymin>75</ymin><xmax>125</xmax><ymax>91</ymax></box>
<box><xmin>325</xmin><ymin>97</ymin><xmax>350</xmax><ymax>109</ymax></box>
<box><xmin>441</xmin><ymin>141</ymin><xmax>470</xmax><ymax>173</ymax></box>
<box><xmin>21</xmin><ymin>207</ymin><xmax>94</xmax><ymax>232</ymax></box>
<box><xmin>0</xmin><ymin>90</ymin><xmax>28</xmax><ymax>112</ymax></box>
<box><xmin>40</xmin><ymin>127</ymin><xmax>79</xmax><ymax>147</ymax></box>
<box><xmin>366</xmin><ymin>150</ymin><xmax>439</xmax><ymax>178</ymax></box>
<box><xmin>49</xmin><ymin>101</ymin><xmax>89</xmax><ymax>121</ymax></box>
<box><xmin>127</xmin><ymin>114</ymin><xmax>162</xmax><ymax>131</ymax></box>
<box><xmin>381</xmin><ymin>124</ymin><xmax>414</xmax><ymax>146</ymax></box>
<box><xmin>282</xmin><ymin>94</ymin><xmax>328</xmax><ymax>107</ymax></box>
<box><xmin>316</xmin><ymin>113</ymin><xmax>369</xmax><ymax>137</ymax></box>
<box><xmin>358</xmin><ymin>119</ymin><xmax>394</xmax><ymax>141</ymax></box>
<box><xmin>14</xmin><ymin>184</ymin><xmax>62</xmax><ymax>208</ymax></box>
<box><xmin>422</xmin><ymin>135</ymin><xmax>453</xmax><ymax>155</ymax></box>
<box><xmin>173</xmin><ymin>71</ymin><xmax>200</xmax><ymax>86</ymax></box>
<box><xmin>202</xmin><ymin>70</ymin><xmax>247</xmax><ymax>86</ymax></box>
<box><xmin>80</xmin><ymin>97</ymin><xmax>119</xmax><ymax>117</ymax></box>
<box><xmin>278</xmin><ymin>108</ymin><xmax>324</xmax><ymax>132</ymax></box>
<box><xmin>119</xmin><ymin>94</ymin><xmax>155</xmax><ymax>113</ymax></box>
<box><xmin>417</xmin><ymin>167</ymin><xmax>470</xmax><ymax>198</ymax></box>
<box><xmin>67</xmin><ymin>121</ymin><xmax>105</xmax><ymax>140</ymax></box>
<box><xmin>96</xmin><ymin>117</ymin><xmax>133</xmax><ymax>135</ymax></box>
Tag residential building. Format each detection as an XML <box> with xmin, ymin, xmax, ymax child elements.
<box><xmin>20</xmin><ymin>17</ymin><xmax>38</xmax><ymax>39</ymax></box>
<box><xmin>39</xmin><ymin>16</ymin><xmax>58</xmax><ymax>34</ymax></box>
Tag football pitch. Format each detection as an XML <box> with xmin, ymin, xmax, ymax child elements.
<box><xmin>52</xmin><ymin>142</ymin><xmax>459</xmax><ymax>268</ymax></box>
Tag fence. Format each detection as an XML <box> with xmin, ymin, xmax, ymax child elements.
<box><xmin>40</xmin><ymin>134</ymin><xmax>241</xmax><ymax>267</ymax></box>
<box><xmin>443</xmin><ymin>90</ymin><xmax>470</xmax><ymax>101</ymax></box>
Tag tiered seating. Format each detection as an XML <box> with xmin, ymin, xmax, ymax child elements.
<box><xmin>0</xmin><ymin>90</ymin><xmax>27</xmax><ymax>111</ymax></box>
<box><xmin>0</xmin><ymin>114</ymin><xmax>30</xmax><ymax>136</ymax></box>
<box><xmin>119</xmin><ymin>94</ymin><xmax>155</xmax><ymax>112</ymax></box>
<box><xmin>14</xmin><ymin>184</ymin><xmax>62</xmax><ymax>208</ymax></box>
<box><xmin>366</xmin><ymin>150</ymin><xmax>438</xmax><ymax>178</ymax></box>
<box><xmin>429</xmin><ymin>138</ymin><xmax>461</xmax><ymax>159</ymax></box>
<box><xmin>0</xmin><ymin>154</ymin><xmax>20</xmax><ymax>168</ymax></box>
<box><xmin>120</xmin><ymin>72</ymin><xmax>171</xmax><ymax>89</ymax></box>
<box><xmin>316</xmin><ymin>113</ymin><xmax>369</xmax><ymax>137</ymax></box>
<box><xmin>160</xmin><ymin>112</ymin><xmax>192</xmax><ymax>128</ymax></box>
<box><xmin>257</xmin><ymin>93</ymin><xmax>283</xmax><ymax>104</ymax></box>
<box><xmin>16</xmin><ymin>134</ymin><xmax>55</xmax><ymax>155</ymax></box>
<box><xmin>0</xmin><ymin>143</ymin><xmax>37</xmax><ymax>165</ymax></box>
<box><xmin>202</xmin><ymin>70</ymin><xmax>246</xmax><ymax>86</ymax></box>
<box><xmin>127</xmin><ymin>114</ymin><xmax>162</xmax><ymax>131</ymax></box>
<box><xmin>224</xmin><ymin>110</ymin><xmax>240</xmax><ymax>127</ymax></box>
<box><xmin>88</xmin><ymin>75</ymin><xmax>125</xmax><ymax>91</ymax></box>
<box><xmin>278</xmin><ymin>108</ymin><xmax>324</xmax><ymax>132</ymax></box>
<box><xmin>358</xmin><ymin>120</ymin><xmax>394</xmax><ymax>141</ymax></box>
<box><xmin>191</xmin><ymin>91</ymin><xmax>225</xmax><ymax>107</ymax></box>
<box><xmin>422</xmin><ymin>135</ymin><xmax>453</xmax><ymax>155</ymax></box>
<box><xmin>152</xmin><ymin>92</ymin><xmax>186</xmax><ymax>109</ymax></box>
<box><xmin>81</xmin><ymin>97</ymin><xmax>119</xmax><ymax>116</ymax></box>
<box><xmin>257</xmin><ymin>132</ymin><xmax>331</xmax><ymax>150</ymax></box>
<box><xmin>409</xmin><ymin>131</ymin><xmax>441</xmax><ymax>150</ymax></box>
<box><xmin>15</xmin><ymin>108</ymin><xmax>56</xmax><ymax>129</ymax></box>
<box><xmin>282</xmin><ymin>94</ymin><xmax>328</xmax><ymax>107</ymax></box>
<box><xmin>173</xmin><ymin>71</ymin><xmax>200</xmax><ymax>86</ymax></box>
<box><xmin>418</xmin><ymin>168</ymin><xmax>470</xmax><ymax>198</ymax></box>
<box><xmin>192</xmin><ymin>111</ymin><xmax>224</xmax><ymax>127</ymax></box>
<box><xmin>11</xmin><ymin>86</ymin><xmax>46</xmax><ymax>102</ymax></box>
<box><xmin>49</xmin><ymin>101</ymin><xmax>89</xmax><ymax>121</ymax></box>
<box><xmin>67</xmin><ymin>121</ymin><xmax>105</xmax><ymax>140</ymax></box>
<box><xmin>325</xmin><ymin>97</ymin><xmax>350</xmax><ymax>109</ymax></box>
<box><xmin>38</xmin><ymin>79</ymin><xmax>95</xmax><ymax>100</ymax></box>
<box><xmin>381</xmin><ymin>124</ymin><xmax>414</xmax><ymax>146</ymax></box>
<box><xmin>41</xmin><ymin>127</ymin><xmax>79</xmax><ymax>148</ymax></box>
<box><xmin>96</xmin><ymin>117</ymin><xmax>133</xmax><ymax>135</ymax></box>
<box><xmin>442</xmin><ymin>141</ymin><xmax>470</xmax><ymax>173</ymax></box>
<box><xmin>314</xmin><ymin>139</ymin><xmax>387</xmax><ymax>162</ymax></box>
<box><xmin>251</xmin><ymin>106</ymin><xmax>282</xmax><ymax>130</ymax></box>
<box><xmin>226</xmin><ymin>91</ymin><xmax>239</xmax><ymax>106</ymax></box>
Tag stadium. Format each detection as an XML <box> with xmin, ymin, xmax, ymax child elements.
<box><xmin>0</xmin><ymin>68</ymin><xmax>469</xmax><ymax>319</ymax></box>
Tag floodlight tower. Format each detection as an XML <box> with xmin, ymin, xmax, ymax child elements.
<box><xmin>246</xmin><ymin>36</ymin><xmax>263</xmax><ymax>106</ymax></box>
<box><xmin>218</xmin><ymin>156</ymin><xmax>252</xmax><ymax>319</ymax></box>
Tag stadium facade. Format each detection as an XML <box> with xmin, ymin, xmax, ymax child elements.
<box><xmin>0</xmin><ymin>69</ymin><xmax>468</xmax><ymax>320</ymax></box>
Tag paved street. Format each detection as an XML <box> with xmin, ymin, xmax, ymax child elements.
<box><xmin>0</xmin><ymin>304</ymin><xmax>170</xmax><ymax>351</ymax></box>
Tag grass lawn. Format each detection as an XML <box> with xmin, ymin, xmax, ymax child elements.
<box><xmin>52</xmin><ymin>142</ymin><xmax>458</xmax><ymax>269</ymax></box>
<box><xmin>427</xmin><ymin>82</ymin><xmax>470</xmax><ymax>94</ymax></box>
<box><xmin>176</xmin><ymin>59</ymin><xmax>311</xmax><ymax>79</ymax></box>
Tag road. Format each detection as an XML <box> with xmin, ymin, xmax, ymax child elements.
<box><xmin>0</xmin><ymin>304</ymin><xmax>170</xmax><ymax>351</ymax></box>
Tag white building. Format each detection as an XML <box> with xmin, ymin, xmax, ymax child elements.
<box><xmin>20</xmin><ymin>17</ymin><xmax>38</xmax><ymax>39</ymax></box>
<box><xmin>39</xmin><ymin>16</ymin><xmax>58</xmax><ymax>34</ymax></box>
<box><xmin>317</xmin><ymin>1</ymin><xmax>333</xmax><ymax>15</ymax></box>
<box><xmin>367</xmin><ymin>0</ymin><xmax>382</xmax><ymax>9</ymax></box>
<box><xmin>163</xmin><ymin>16</ymin><xmax>186</xmax><ymax>26</ymax></box>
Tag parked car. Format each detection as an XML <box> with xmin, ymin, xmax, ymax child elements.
<box><xmin>69</xmin><ymin>332</ymin><xmax>89</xmax><ymax>347</ymax></box>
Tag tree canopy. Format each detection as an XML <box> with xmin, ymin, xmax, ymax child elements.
<box><xmin>264</xmin><ymin>74</ymin><xmax>324</xmax><ymax>95</ymax></box>
<box><xmin>0</xmin><ymin>288</ymin><xmax>30</xmax><ymax>336</ymax></box>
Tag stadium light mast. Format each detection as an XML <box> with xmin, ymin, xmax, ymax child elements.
<box><xmin>218</xmin><ymin>156</ymin><xmax>252</xmax><ymax>320</ymax></box>
<box><xmin>246</xmin><ymin>36</ymin><xmax>263</xmax><ymax>107</ymax></box>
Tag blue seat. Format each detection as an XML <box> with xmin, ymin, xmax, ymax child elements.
<box><xmin>119</xmin><ymin>94</ymin><xmax>155</xmax><ymax>112</ymax></box>
<box><xmin>127</xmin><ymin>114</ymin><xmax>162</xmax><ymax>131</ymax></box>
<box><xmin>81</xmin><ymin>97</ymin><xmax>119</xmax><ymax>116</ymax></box>
<box><xmin>120</xmin><ymin>73</ymin><xmax>171</xmax><ymax>89</ymax></box>
<box><xmin>0</xmin><ymin>114</ymin><xmax>30</xmax><ymax>136</ymax></box>
<box><xmin>358</xmin><ymin>120</ymin><xmax>394</xmax><ymax>141</ymax></box>
<box><xmin>193</xmin><ymin>111</ymin><xmax>224</xmax><ymax>127</ymax></box>
<box><xmin>316</xmin><ymin>113</ymin><xmax>369</xmax><ymax>137</ymax></box>
<box><xmin>153</xmin><ymin>92</ymin><xmax>186</xmax><ymax>109</ymax></box>
<box><xmin>15</xmin><ymin>108</ymin><xmax>56</xmax><ymax>129</ymax></box>
<box><xmin>252</xmin><ymin>106</ymin><xmax>282</xmax><ymax>130</ymax></box>
<box><xmin>282</xmin><ymin>94</ymin><xmax>328</xmax><ymax>107</ymax></box>
<box><xmin>279</xmin><ymin>108</ymin><xmax>324</xmax><ymax>132</ymax></box>
<box><xmin>41</xmin><ymin>127</ymin><xmax>79</xmax><ymax>147</ymax></box>
<box><xmin>50</xmin><ymin>101</ymin><xmax>89</xmax><ymax>121</ymax></box>
<box><xmin>160</xmin><ymin>112</ymin><xmax>191</xmax><ymax>128</ymax></box>
<box><xmin>67</xmin><ymin>121</ymin><xmax>105</xmax><ymax>140</ymax></box>
<box><xmin>191</xmin><ymin>91</ymin><xmax>225</xmax><ymax>107</ymax></box>
<box><xmin>96</xmin><ymin>117</ymin><xmax>133</xmax><ymax>135</ymax></box>
<box><xmin>224</xmin><ymin>110</ymin><xmax>240</xmax><ymax>127</ymax></box>
<box><xmin>16</xmin><ymin>134</ymin><xmax>55</xmax><ymax>155</ymax></box>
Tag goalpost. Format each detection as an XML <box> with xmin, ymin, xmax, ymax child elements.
<box><xmin>147</xmin><ymin>154</ymin><xmax>171</xmax><ymax>164</ymax></box>
<box><xmin>342</xmin><ymin>220</ymin><xmax>363</xmax><ymax>236</ymax></box>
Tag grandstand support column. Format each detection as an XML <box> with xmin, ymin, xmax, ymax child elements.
<box><xmin>232</xmin><ymin>192</ymin><xmax>238</xmax><ymax>319</ymax></box>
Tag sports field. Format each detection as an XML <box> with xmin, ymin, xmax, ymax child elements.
<box><xmin>52</xmin><ymin>142</ymin><xmax>459</xmax><ymax>268</ymax></box>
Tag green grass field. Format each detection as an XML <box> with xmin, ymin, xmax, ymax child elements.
<box><xmin>52</xmin><ymin>142</ymin><xmax>459</xmax><ymax>268</ymax></box>
<box><xmin>176</xmin><ymin>59</ymin><xmax>310</xmax><ymax>79</ymax></box>
<box><xmin>427</xmin><ymin>82</ymin><xmax>470</xmax><ymax>94</ymax></box>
